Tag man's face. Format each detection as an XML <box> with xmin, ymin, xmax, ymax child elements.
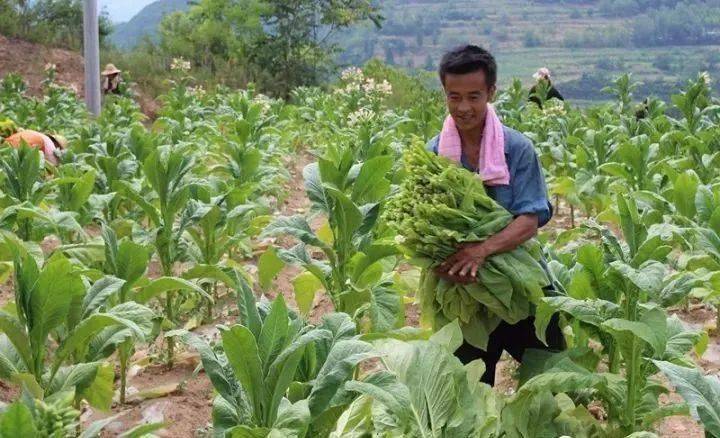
<box><xmin>443</xmin><ymin>70</ymin><xmax>496</xmax><ymax>132</ymax></box>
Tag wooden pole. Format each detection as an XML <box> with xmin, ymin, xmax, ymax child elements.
<box><xmin>83</xmin><ymin>0</ymin><xmax>101</xmax><ymax>116</ymax></box>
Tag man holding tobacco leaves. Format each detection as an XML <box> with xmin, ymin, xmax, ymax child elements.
<box><xmin>426</xmin><ymin>45</ymin><xmax>564</xmax><ymax>385</ymax></box>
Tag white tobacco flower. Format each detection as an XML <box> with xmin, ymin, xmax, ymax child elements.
<box><xmin>44</xmin><ymin>63</ymin><xmax>57</xmax><ymax>72</ymax></box>
<box><xmin>376</xmin><ymin>79</ymin><xmax>393</xmax><ymax>96</ymax></box>
<box><xmin>700</xmin><ymin>71</ymin><xmax>711</xmax><ymax>85</ymax></box>
<box><xmin>340</xmin><ymin>67</ymin><xmax>364</xmax><ymax>82</ymax></box>
<box><xmin>347</xmin><ymin>107</ymin><xmax>375</xmax><ymax>126</ymax></box>
<box><xmin>170</xmin><ymin>57</ymin><xmax>191</xmax><ymax>72</ymax></box>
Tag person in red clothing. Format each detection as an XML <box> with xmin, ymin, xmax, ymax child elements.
<box><xmin>3</xmin><ymin>129</ymin><xmax>67</xmax><ymax>165</ymax></box>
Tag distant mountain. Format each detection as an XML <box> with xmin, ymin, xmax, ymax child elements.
<box><xmin>100</xmin><ymin>0</ymin><xmax>157</xmax><ymax>23</ymax></box>
<box><xmin>110</xmin><ymin>0</ymin><xmax>190</xmax><ymax>50</ymax></box>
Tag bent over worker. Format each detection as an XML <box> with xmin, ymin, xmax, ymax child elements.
<box><xmin>3</xmin><ymin>129</ymin><xmax>67</xmax><ymax>165</ymax></box>
<box><xmin>426</xmin><ymin>45</ymin><xmax>564</xmax><ymax>385</ymax></box>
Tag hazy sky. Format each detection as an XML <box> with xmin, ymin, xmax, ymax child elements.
<box><xmin>100</xmin><ymin>0</ymin><xmax>157</xmax><ymax>23</ymax></box>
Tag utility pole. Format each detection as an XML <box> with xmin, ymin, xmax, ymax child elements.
<box><xmin>83</xmin><ymin>0</ymin><xmax>101</xmax><ymax>116</ymax></box>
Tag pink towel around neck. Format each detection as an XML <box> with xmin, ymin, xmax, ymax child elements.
<box><xmin>438</xmin><ymin>104</ymin><xmax>509</xmax><ymax>186</ymax></box>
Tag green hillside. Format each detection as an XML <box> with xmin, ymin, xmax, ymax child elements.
<box><xmin>336</xmin><ymin>0</ymin><xmax>720</xmax><ymax>100</ymax></box>
<box><xmin>110</xmin><ymin>0</ymin><xmax>720</xmax><ymax>100</ymax></box>
<box><xmin>110</xmin><ymin>0</ymin><xmax>190</xmax><ymax>49</ymax></box>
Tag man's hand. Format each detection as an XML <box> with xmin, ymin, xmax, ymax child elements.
<box><xmin>435</xmin><ymin>242</ymin><xmax>488</xmax><ymax>283</ymax></box>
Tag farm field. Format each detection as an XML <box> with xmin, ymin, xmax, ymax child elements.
<box><xmin>0</xmin><ymin>61</ymin><xmax>719</xmax><ymax>438</ymax></box>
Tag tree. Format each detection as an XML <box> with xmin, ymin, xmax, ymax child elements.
<box><xmin>158</xmin><ymin>0</ymin><xmax>382</xmax><ymax>96</ymax></box>
<box><xmin>0</xmin><ymin>0</ymin><xmax>112</xmax><ymax>49</ymax></box>
<box><xmin>252</xmin><ymin>0</ymin><xmax>383</xmax><ymax>96</ymax></box>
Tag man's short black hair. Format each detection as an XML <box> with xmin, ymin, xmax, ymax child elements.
<box><xmin>438</xmin><ymin>45</ymin><xmax>497</xmax><ymax>88</ymax></box>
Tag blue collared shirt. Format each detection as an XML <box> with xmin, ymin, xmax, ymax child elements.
<box><xmin>426</xmin><ymin>125</ymin><xmax>553</xmax><ymax>227</ymax></box>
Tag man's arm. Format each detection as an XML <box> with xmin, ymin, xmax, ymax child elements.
<box><xmin>437</xmin><ymin>213</ymin><xmax>539</xmax><ymax>282</ymax></box>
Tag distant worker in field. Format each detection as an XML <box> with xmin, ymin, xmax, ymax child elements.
<box><xmin>529</xmin><ymin>67</ymin><xmax>564</xmax><ymax>108</ymax></box>
<box><xmin>1</xmin><ymin>121</ymin><xmax>67</xmax><ymax>165</ymax></box>
<box><xmin>101</xmin><ymin>63</ymin><xmax>123</xmax><ymax>95</ymax></box>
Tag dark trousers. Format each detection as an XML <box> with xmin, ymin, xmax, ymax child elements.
<box><xmin>454</xmin><ymin>314</ymin><xmax>564</xmax><ymax>385</ymax></box>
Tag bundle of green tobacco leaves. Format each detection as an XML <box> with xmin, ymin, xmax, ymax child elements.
<box><xmin>384</xmin><ymin>143</ymin><xmax>550</xmax><ymax>349</ymax></box>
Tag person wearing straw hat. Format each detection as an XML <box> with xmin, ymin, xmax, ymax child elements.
<box><xmin>101</xmin><ymin>63</ymin><xmax>123</xmax><ymax>95</ymax></box>
<box><xmin>529</xmin><ymin>67</ymin><xmax>564</xmax><ymax>108</ymax></box>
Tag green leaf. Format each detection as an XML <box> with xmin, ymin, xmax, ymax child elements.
<box><xmin>272</xmin><ymin>399</ymin><xmax>311</xmax><ymax>436</ymax></box>
<box><xmin>115</xmin><ymin>239</ymin><xmax>150</xmax><ymax>287</ymax></box>
<box><xmin>602</xmin><ymin>306</ymin><xmax>668</xmax><ymax>357</ymax></box>
<box><xmin>0</xmin><ymin>311</ymin><xmax>31</xmax><ymax>373</ymax></box>
<box><xmin>654</xmin><ymin>360</ymin><xmax>720</xmax><ymax>437</ymax></box>
<box><xmin>181</xmin><ymin>332</ymin><xmax>234</xmax><ymax>400</ymax></box>
<box><xmin>308</xmin><ymin>339</ymin><xmax>375</xmax><ymax>417</ymax></box>
<box><xmin>236</xmin><ymin>276</ymin><xmax>262</xmax><ymax>339</ymax></box>
<box><xmin>51</xmin><ymin>313</ymin><xmax>143</xmax><ymax>381</ymax></box>
<box><xmin>11</xmin><ymin>373</ymin><xmax>43</xmax><ymax>399</ymax></box>
<box><xmin>429</xmin><ymin>319</ymin><xmax>464</xmax><ymax>353</ymax></box>
<box><xmin>0</xmin><ymin>402</ymin><xmax>37</xmax><ymax>438</ymax></box>
<box><xmin>368</xmin><ymin>284</ymin><xmax>402</xmax><ymax>332</ymax></box>
<box><xmin>182</xmin><ymin>264</ymin><xmax>237</xmax><ymax>289</ymax></box>
<box><xmin>263</xmin><ymin>216</ymin><xmax>331</xmax><ymax>252</ymax></box>
<box><xmin>28</xmin><ymin>256</ymin><xmax>84</xmax><ymax>364</ymax></box>
<box><xmin>351</xmin><ymin>156</ymin><xmax>393</xmax><ymax>204</ymax></box>
<box><xmin>221</xmin><ymin>325</ymin><xmax>265</xmax><ymax>424</ymax></box>
<box><xmin>134</xmin><ymin>276</ymin><xmax>212</xmax><ymax>304</ymax></box>
<box><xmin>324</xmin><ymin>186</ymin><xmax>363</xmax><ymax>243</ymax></box>
<box><xmin>117</xmin><ymin>180</ymin><xmax>161</xmax><ymax>226</ymax></box>
<box><xmin>78</xmin><ymin>362</ymin><xmax>115</xmax><ymax>411</ymax></box>
<box><xmin>674</xmin><ymin>170</ymin><xmax>700</xmax><ymax>219</ymax></box>
<box><xmin>258</xmin><ymin>247</ymin><xmax>285</xmax><ymax>290</ymax></box>
<box><xmin>258</xmin><ymin>295</ymin><xmax>290</xmax><ymax>369</ymax></box>
<box><xmin>82</xmin><ymin>276</ymin><xmax>126</xmax><ymax>319</ymax></box>
<box><xmin>610</xmin><ymin>260</ymin><xmax>666</xmax><ymax>294</ymax></box>
<box><xmin>292</xmin><ymin>272</ymin><xmax>321</xmax><ymax>317</ymax></box>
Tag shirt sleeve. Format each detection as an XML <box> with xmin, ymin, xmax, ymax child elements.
<box><xmin>425</xmin><ymin>135</ymin><xmax>439</xmax><ymax>154</ymax></box>
<box><xmin>509</xmin><ymin>140</ymin><xmax>553</xmax><ymax>227</ymax></box>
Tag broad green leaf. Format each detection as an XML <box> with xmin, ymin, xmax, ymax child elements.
<box><xmin>28</xmin><ymin>256</ymin><xmax>84</xmax><ymax>364</ymax></box>
<box><xmin>0</xmin><ymin>311</ymin><xmax>31</xmax><ymax>372</ymax></box>
<box><xmin>181</xmin><ymin>331</ymin><xmax>233</xmax><ymax>400</ymax></box>
<box><xmin>258</xmin><ymin>247</ymin><xmax>285</xmax><ymax>290</ymax></box>
<box><xmin>236</xmin><ymin>276</ymin><xmax>262</xmax><ymax>339</ymax></box>
<box><xmin>115</xmin><ymin>239</ymin><xmax>150</xmax><ymax>287</ymax></box>
<box><xmin>673</xmin><ymin>170</ymin><xmax>700</xmax><ymax>219</ymax></box>
<box><xmin>221</xmin><ymin>325</ymin><xmax>265</xmax><ymax>423</ymax></box>
<box><xmin>610</xmin><ymin>260</ymin><xmax>666</xmax><ymax>294</ymax></box>
<box><xmin>78</xmin><ymin>362</ymin><xmax>115</xmax><ymax>411</ymax></box>
<box><xmin>81</xmin><ymin>276</ymin><xmax>126</xmax><ymax>319</ymax></box>
<box><xmin>351</xmin><ymin>156</ymin><xmax>393</xmax><ymax>204</ymax></box>
<box><xmin>368</xmin><ymin>284</ymin><xmax>402</xmax><ymax>332</ymax></box>
<box><xmin>258</xmin><ymin>295</ymin><xmax>290</xmax><ymax>369</ymax></box>
<box><xmin>134</xmin><ymin>276</ymin><xmax>211</xmax><ymax>304</ymax></box>
<box><xmin>51</xmin><ymin>313</ymin><xmax>143</xmax><ymax>381</ymax></box>
<box><xmin>265</xmin><ymin>330</ymin><xmax>331</xmax><ymax>427</ymax></box>
<box><xmin>429</xmin><ymin>318</ymin><xmax>463</xmax><ymax>353</ymax></box>
<box><xmin>602</xmin><ymin>307</ymin><xmax>668</xmax><ymax>357</ymax></box>
<box><xmin>0</xmin><ymin>402</ymin><xmax>37</xmax><ymax>438</ymax></box>
<box><xmin>182</xmin><ymin>264</ymin><xmax>237</xmax><ymax>289</ymax></box>
<box><xmin>292</xmin><ymin>272</ymin><xmax>321</xmax><ymax>317</ymax></box>
<box><xmin>11</xmin><ymin>373</ymin><xmax>43</xmax><ymax>399</ymax></box>
<box><xmin>263</xmin><ymin>216</ymin><xmax>331</xmax><ymax>252</ymax></box>
<box><xmin>308</xmin><ymin>339</ymin><xmax>375</xmax><ymax>417</ymax></box>
<box><xmin>654</xmin><ymin>360</ymin><xmax>720</xmax><ymax>437</ymax></box>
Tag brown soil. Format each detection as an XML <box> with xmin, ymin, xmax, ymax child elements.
<box><xmin>85</xmin><ymin>362</ymin><xmax>213</xmax><ymax>438</ymax></box>
<box><xmin>0</xmin><ymin>35</ymin><xmax>85</xmax><ymax>97</ymax></box>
